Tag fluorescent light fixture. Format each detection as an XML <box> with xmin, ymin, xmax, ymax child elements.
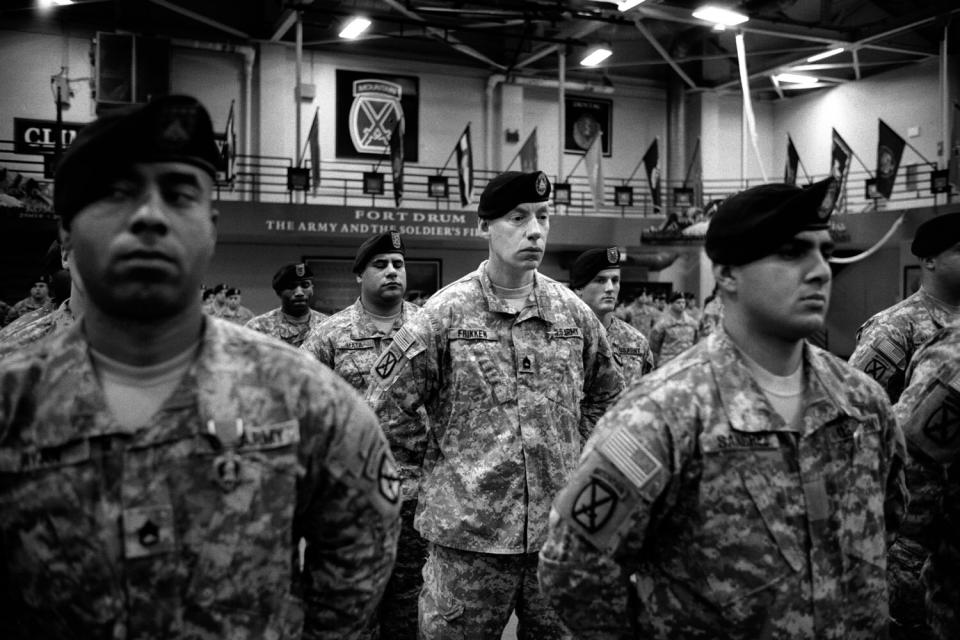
<box><xmin>617</xmin><ymin>0</ymin><xmax>648</xmax><ymax>11</ymax></box>
<box><xmin>692</xmin><ymin>5</ymin><xmax>749</xmax><ymax>27</ymax></box>
<box><xmin>774</xmin><ymin>73</ymin><xmax>819</xmax><ymax>84</ymax></box>
<box><xmin>806</xmin><ymin>47</ymin><xmax>844</xmax><ymax>63</ymax></box>
<box><xmin>581</xmin><ymin>47</ymin><xmax>613</xmax><ymax>67</ymax></box>
<box><xmin>39</xmin><ymin>0</ymin><xmax>73</xmax><ymax>7</ymax></box>
<box><xmin>339</xmin><ymin>17</ymin><xmax>371</xmax><ymax>40</ymax></box>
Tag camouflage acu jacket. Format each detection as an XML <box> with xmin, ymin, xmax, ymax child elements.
<box><xmin>850</xmin><ymin>287</ymin><xmax>959</xmax><ymax>402</ymax></box>
<box><xmin>301</xmin><ymin>298</ymin><xmax>419</xmax><ymax>393</ymax></box>
<box><xmin>0</xmin><ymin>299</ymin><xmax>76</xmax><ymax>361</ymax></box>
<box><xmin>245</xmin><ymin>307</ymin><xmax>328</xmax><ymax>348</ymax></box>
<box><xmin>219</xmin><ymin>305</ymin><xmax>255</xmax><ymax>326</ymax></box>
<box><xmin>649</xmin><ymin>312</ymin><xmax>698</xmax><ymax>366</ymax></box>
<box><xmin>366</xmin><ymin>261</ymin><xmax>623</xmax><ymax>554</ymax></box>
<box><xmin>539</xmin><ymin>328</ymin><xmax>907</xmax><ymax>639</ymax></box>
<box><xmin>894</xmin><ymin>322</ymin><xmax>960</xmax><ymax>640</ymax></box>
<box><xmin>0</xmin><ymin>318</ymin><xmax>400</xmax><ymax>640</ymax></box>
<box><xmin>606</xmin><ymin>316</ymin><xmax>653</xmax><ymax>386</ymax></box>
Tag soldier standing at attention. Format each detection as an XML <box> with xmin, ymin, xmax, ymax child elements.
<box><xmin>301</xmin><ymin>230</ymin><xmax>425</xmax><ymax>640</ymax></box>
<box><xmin>850</xmin><ymin>212</ymin><xmax>960</xmax><ymax>403</ymax></box>
<box><xmin>0</xmin><ymin>95</ymin><xmax>400</xmax><ymax>639</ymax></box>
<box><xmin>206</xmin><ymin>282</ymin><xmax>229</xmax><ymax>317</ymax></box>
<box><xmin>245</xmin><ymin>262</ymin><xmax>328</xmax><ymax>347</ymax></box>
<box><xmin>648</xmin><ymin>290</ymin><xmax>698</xmax><ymax>367</ymax></box>
<box><xmin>848</xmin><ymin>212</ymin><xmax>960</xmax><ymax>639</ymax></box>
<box><xmin>366</xmin><ymin>171</ymin><xmax>623</xmax><ymax>639</ymax></box>
<box><xmin>570</xmin><ymin>247</ymin><xmax>653</xmax><ymax>386</ymax></box>
<box><xmin>893</xmin><ymin>321</ymin><xmax>960</xmax><ymax>640</ymax></box>
<box><xmin>3</xmin><ymin>276</ymin><xmax>54</xmax><ymax>326</ymax></box>
<box><xmin>539</xmin><ymin>178</ymin><xmax>907</xmax><ymax>639</ymax></box>
<box><xmin>219</xmin><ymin>286</ymin><xmax>255</xmax><ymax>325</ymax></box>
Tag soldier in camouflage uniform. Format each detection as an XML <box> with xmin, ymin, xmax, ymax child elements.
<box><xmin>539</xmin><ymin>178</ymin><xmax>908</xmax><ymax>639</ymax></box>
<box><xmin>697</xmin><ymin>285</ymin><xmax>724</xmax><ymax>339</ymax></box>
<box><xmin>219</xmin><ymin>287</ymin><xmax>255</xmax><ymax>325</ymax></box>
<box><xmin>366</xmin><ymin>171</ymin><xmax>623</xmax><ymax>640</ymax></box>
<box><xmin>302</xmin><ymin>230</ymin><xmax>425</xmax><ymax>640</ymax></box>
<box><xmin>205</xmin><ymin>282</ymin><xmax>229</xmax><ymax>317</ymax></box>
<box><xmin>3</xmin><ymin>276</ymin><xmax>54</xmax><ymax>326</ymax></box>
<box><xmin>893</xmin><ymin>321</ymin><xmax>960</xmax><ymax>640</ymax></box>
<box><xmin>570</xmin><ymin>247</ymin><xmax>653</xmax><ymax>386</ymax></box>
<box><xmin>648</xmin><ymin>291</ymin><xmax>698</xmax><ymax>367</ymax></box>
<box><xmin>245</xmin><ymin>263</ymin><xmax>328</xmax><ymax>347</ymax></box>
<box><xmin>850</xmin><ymin>212</ymin><xmax>960</xmax><ymax>403</ymax></box>
<box><xmin>848</xmin><ymin>212</ymin><xmax>960</xmax><ymax>639</ymax></box>
<box><xmin>0</xmin><ymin>95</ymin><xmax>400</xmax><ymax>639</ymax></box>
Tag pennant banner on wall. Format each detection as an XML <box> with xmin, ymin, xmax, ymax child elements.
<box><xmin>784</xmin><ymin>135</ymin><xmax>799</xmax><ymax>186</ymax></box>
<box><xmin>830</xmin><ymin>129</ymin><xmax>852</xmax><ymax>212</ymax></box>
<box><xmin>519</xmin><ymin>128</ymin><xmax>538</xmax><ymax>173</ymax></box>
<box><xmin>215</xmin><ymin>101</ymin><xmax>236</xmax><ymax>183</ymax></box>
<box><xmin>390</xmin><ymin>117</ymin><xmax>404</xmax><ymax>208</ymax></box>
<box><xmin>307</xmin><ymin>109</ymin><xmax>320</xmax><ymax>190</ymax></box>
<box><xmin>875</xmin><ymin>119</ymin><xmax>905</xmax><ymax>199</ymax></box>
<box><xmin>455</xmin><ymin>124</ymin><xmax>474</xmax><ymax>207</ymax></box>
<box><xmin>584</xmin><ymin>132</ymin><xmax>604</xmax><ymax>208</ymax></box>
<box><xmin>642</xmin><ymin>139</ymin><xmax>661</xmax><ymax>212</ymax></box>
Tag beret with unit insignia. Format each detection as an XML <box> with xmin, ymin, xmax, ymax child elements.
<box><xmin>478</xmin><ymin>171</ymin><xmax>552</xmax><ymax>220</ymax></box>
<box><xmin>705</xmin><ymin>177</ymin><xmax>835</xmax><ymax>266</ymax></box>
<box><xmin>225</xmin><ymin>287</ymin><xmax>241</xmax><ymax>297</ymax></box>
<box><xmin>911</xmin><ymin>212</ymin><xmax>960</xmax><ymax>258</ymax></box>
<box><xmin>55</xmin><ymin>95</ymin><xmax>220</xmax><ymax>228</ymax></box>
<box><xmin>353</xmin><ymin>231</ymin><xmax>406</xmax><ymax>274</ymax></box>
<box><xmin>272</xmin><ymin>263</ymin><xmax>314</xmax><ymax>293</ymax></box>
<box><xmin>569</xmin><ymin>247</ymin><xmax>622</xmax><ymax>289</ymax></box>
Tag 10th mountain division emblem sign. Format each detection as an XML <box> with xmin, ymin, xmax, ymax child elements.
<box><xmin>349</xmin><ymin>79</ymin><xmax>404</xmax><ymax>154</ymax></box>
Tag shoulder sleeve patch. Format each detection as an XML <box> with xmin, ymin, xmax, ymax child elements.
<box><xmin>906</xmin><ymin>369</ymin><xmax>960</xmax><ymax>464</ymax></box>
<box><xmin>371</xmin><ymin>327</ymin><xmax>425</xmax><ymax>388</ymax></box>
<box><xmin>597</xmin><ymin>427</ymin><xmax>664</xmax><ymax>492</ymax></box>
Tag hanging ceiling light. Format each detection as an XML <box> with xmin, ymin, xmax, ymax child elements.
<box><xmin>39</xmin><ymin>0</ymin><xmax>74</xmax><ymax>7</ymax></box>
<box><xmin>581</xmin><ymin>46</ymin><xmax>613</xmax><ymax>67</ymax></box>
<box><xmin>806</xmin><ymin>47</ymin><xmax>845</xmax><ymax>63</ymax></box>
<box><xmin>692</xmin><ymin>5</ymin><xmax>749</xmax><ymax>27</ymax></box>
<box><xmin>774</xmin><ymin>73</ymin><xmax>820</xmax><ymax>84</ymax></box>
<box><xmin>339</xmin><ymin>17</ymin><xmax>371</xmax><ymax>40</ymax></box>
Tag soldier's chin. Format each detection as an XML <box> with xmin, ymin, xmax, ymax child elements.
<box><xmin>92</xmin><ymin>288</ymin><xmax>190</xmax><ymax>321</ymax></box>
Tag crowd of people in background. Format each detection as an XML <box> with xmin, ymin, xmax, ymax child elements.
<box><xmin>2</xmin><ymin>94</ymin><xmax>960</xmax><ymax>640</ymax></box>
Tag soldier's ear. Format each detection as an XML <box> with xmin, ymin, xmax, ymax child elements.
<box><xmin>713</xmin><ymin>263</ymin><xmax>737</xmax><ymax>295</ymax></box>
<box><xmin>477</xmin><ymin>218</ymin><xmax>491</xmax><ymax>238</ymax></box>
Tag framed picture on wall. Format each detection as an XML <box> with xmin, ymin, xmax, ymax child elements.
<box><xmin>564</xmin><ymin>96</ymin><xmax>612</xmax><ymax>156</ymax></box>
<box><xmin>303</xmin><ymin>257</ymin><xmax>441</xmax><ymax>314</ymax></box>
<box><xmin>903</xmin><ymin>264</ymin><xmax>921</xmax><ymax>298</ymax></box>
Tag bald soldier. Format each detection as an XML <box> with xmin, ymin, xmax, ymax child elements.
<box><xmin>570</xmin><ymin>247</ymin><xmax>653</xmax><ymax>385</ymax></box>
<box><xmin>245</xmin><ymin>262</ymin><xmax>328</xmax><ymax>347</ymax></box>
<box><xmin>539</xmin><ymin>178</ymin><xmax>907</xmax><ymax>639</ymax></box>
<box><xmin>302</xmin><ymin>230</ymin><xmax>425</xmax><ymax>640</ymax></box>
<box><xmin>0</xmin><ymin>95</ymin><xmax>400</xmax><ymax>639</ymax></box>
<box><xmin>366</xmin><ymin>171</ymin><xmax>622</xmax><ymax>639</ymax></box>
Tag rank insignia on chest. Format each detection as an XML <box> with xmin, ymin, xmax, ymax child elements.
<box><xmin>519</xmin><ymin>353</ymin><xmax>534</xmax><ymax>373</ymax></box>
<box><xmin>213</xmin><ymin>450</ymin><xmax>243</xmax><ymax>491</ymax></box>
<box><xmin>122</xmin><ymin>505</ymin><xmax>175</xmax><ymax>559</ymax></box>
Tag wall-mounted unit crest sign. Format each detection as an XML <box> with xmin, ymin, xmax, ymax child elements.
<box><xmin>336</xmin><ymin>70</ymin><xmax>419</xmax><ymax>162</ymax></box>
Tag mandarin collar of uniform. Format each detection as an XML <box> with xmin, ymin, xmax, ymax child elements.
<box><xmin>708</xmin><ymin>327</ymin><xmax>862</xmax><ymax>435</ymax></box>
<box><xmin>349</xmin><ymin>298</ymin><xmax>417</xmax><ymax>340</ymax></box>
<box><xmin>917</xmin><ymin>286</ymin><xmax>959</xmax><ymax>327</ymax></box>
<box><xmin>476</xmin><ymin>260</ymin><xmax>557</xmax><ymax>324</ymax></box>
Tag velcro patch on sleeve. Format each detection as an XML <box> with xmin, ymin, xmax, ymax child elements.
<box><xmin>909</xmin><ymin>377</ymin><xmax>960</xmax><ymax>464</ymax></box>
<box><xmin>371</xmin><ymin>327</ymin><xmax>424</xmax><ymax>388</ymax></box>
<box><xmin>553</xmin><ymin>456</ymin><xmax>645</xmax><ymax>553</ymax></box>
<box><xmin>598</xmin><ymin>427</ymin><xmax>663</xmax><ymax>491</ymax></box>
<box><xmin>873</xmin><ymin>337</ymin><xmax>906</xmax><ymax>366</ymax></box>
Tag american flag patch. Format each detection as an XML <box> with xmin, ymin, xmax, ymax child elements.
<box><xmin>599</xmin><ymin>428</ymin><xmax>662</xmax><ymax>489</ymax></box>
<box><xmin>874</xmin><ymin>337</ymin><xmax>905</xmax><ymax>364</ymax></box>
<box><xmin>393</xmin><ymin>329</ymin><xmax>414</xmax><ymax>352</ymax></box>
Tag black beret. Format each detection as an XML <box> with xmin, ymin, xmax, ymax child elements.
<box><xmin>911</xmin><ymin>212</ymin><xmax>960</xmax><ymax>258</ymax></box>
<box><xmin>212</xmin><ymin>283</ymin><xmax>228</xmax><ymax>294</ymax></box>
<box><xmin>570</xmin><ymin>247</ymin><xmax>621</xmax><ymax>289</ymax></box>
<box><xmin>353</xmin><ymin>231</ymin><xmax>405</xmax><ymax>274</ymax></box>
<box><xmin>55</xmin><ymin>95</ymin><xmax>220</xmax><ymax>227</ymax></box>
<box><xmin>226</xmin><ymin>288</ymin><xmax>241</xmax><ymax>296</ymax></box>
<box><xmin>705</xmin><ymin>177</ymin><xmax>835</xmax><ymax>266</ymax></box>
<box><xmin>669</xmin><ymin>291</ymin><xmax>684</xmax><ymax>303</ymax></box>
<box><xmin>272</xmin><ymin>263</ymin><xmax>314</xmax><ymax>293</ymax></box>
<box><xmin>478</xmin><ymin>171</ymin><xmax>551</xmax><ymax>220</ymax></box>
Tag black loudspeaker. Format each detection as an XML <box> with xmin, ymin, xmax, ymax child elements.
<box><xmin>95</xmin><ymin>32</ymin><xmax>170</xmax><ymax>109</ymax></box>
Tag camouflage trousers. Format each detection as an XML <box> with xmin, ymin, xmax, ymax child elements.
<box><xmin>419</xmin><ymin>543</ymin><xmax>572</xmax><ymax>640</ymax></box>
<box><xmin>363</xmin><ymin>499</ymin><xmax>428</xmax><ymax>640</ymax></box>
<box><xmin>889</xmin><ymin>537</ymin><xmax>935</xmax><ymax>640</ymax></box>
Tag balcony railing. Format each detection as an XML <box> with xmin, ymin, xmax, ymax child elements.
<box><xmin>1</xmin><ymin>139</ymin><xmax>952</xmax><ymax>218</ymax></box>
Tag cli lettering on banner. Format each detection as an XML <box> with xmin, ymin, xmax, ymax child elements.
<box><xmin>13</xmin><ymin>118</ymin><xmax>86</xmax><ymax>154</ymax></box>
